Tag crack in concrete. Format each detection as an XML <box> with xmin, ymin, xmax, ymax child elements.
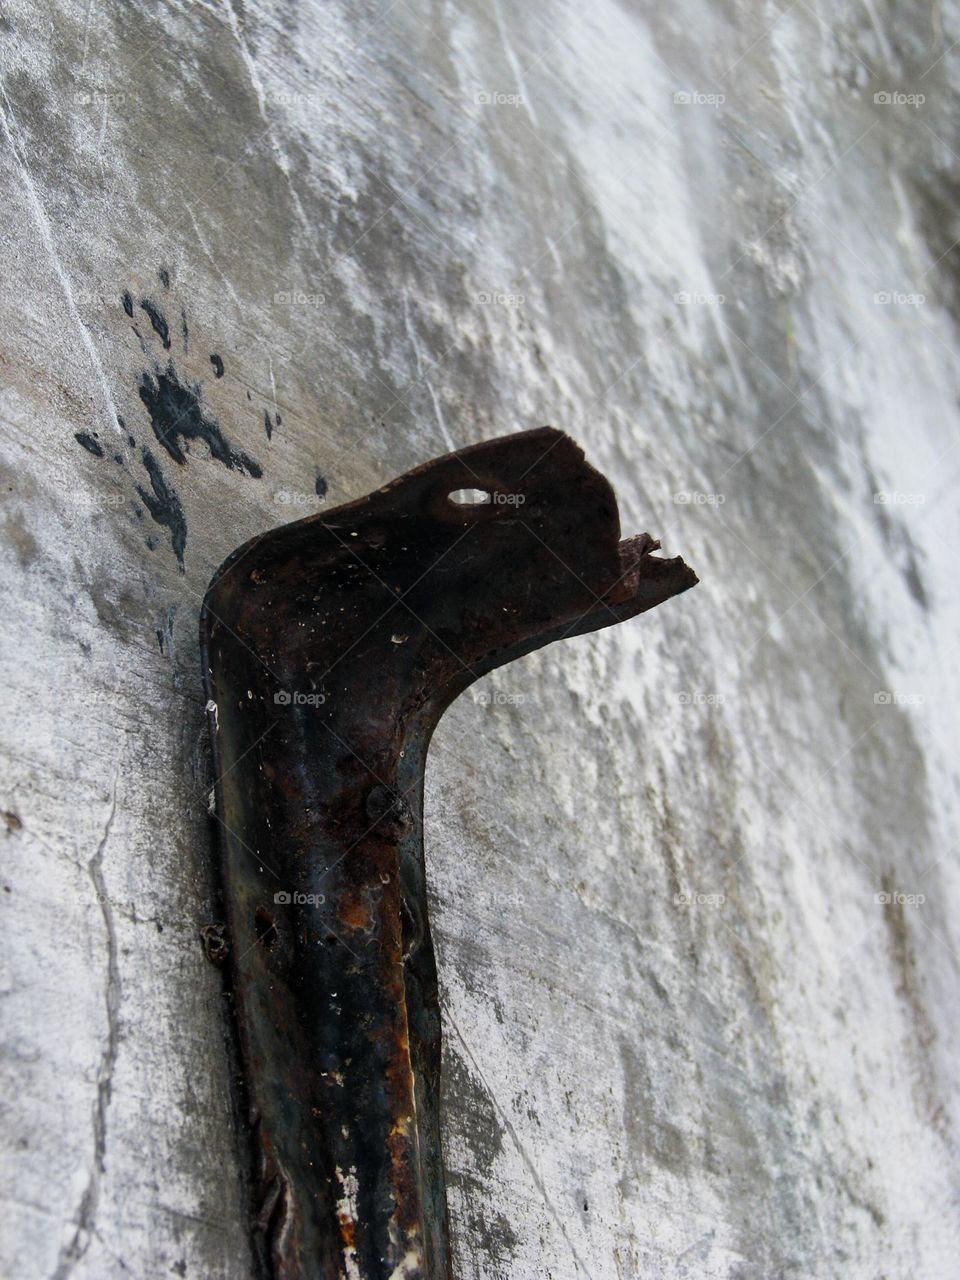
<box><xmin>50</xmin><ymin>760</ymin><xmax>122</xmax><ymax>1280</ymax></box>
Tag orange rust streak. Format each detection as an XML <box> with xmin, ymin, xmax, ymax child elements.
<box><xmin>337</xmin><ymin>887</ymin><xmax>373</xmax><ymax>931</ymax></box>
<box><xmin>338</xmin><ymin>1214</ymin><xmax>356</xmax><ymax>1251</ymax></box>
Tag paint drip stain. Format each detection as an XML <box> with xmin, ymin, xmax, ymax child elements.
<box><xmin>136</xmin><ymin>447</ymin><xmax>187</xmax><ymax>568</ymax></box>
<box><xmin>74</xmin><ymin>431</ymin><xmax>104</xmax><ymax>457</ymax></box>
<box><xmin>140</xmin><ymin>298</ymin><xmax>171</xmax><ymax>349</ymax></box>
<box><xmin>113</xmin><ymin>279</ymin><xmax>264</xmax><ymax>570</ymax></box>
<box><xmin>138</xmin><ymin>365</ymin><xmax>262</xmax><ymax>476</ymax></box>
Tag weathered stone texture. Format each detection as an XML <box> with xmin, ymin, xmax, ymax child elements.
<box><xmin>1</xmin><ymin>1</ymin><xmax>959</xmax><ymax>1276</ymax></box>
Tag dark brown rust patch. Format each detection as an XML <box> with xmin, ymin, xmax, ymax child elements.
<box><xmin>337</xmin><ymin>886</ymin><xmax>374</xmax><ymax>933</ymax></box>
<box><xmin>200</xmin><ymin>922</ymin><xmax>229</xmax><ymax>967</ymax></box>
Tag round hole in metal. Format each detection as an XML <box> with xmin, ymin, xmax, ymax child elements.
<box><xmin>447</xmin><ymin>487</ymin><xmax>492</xmax><ymax>506</ymax></box>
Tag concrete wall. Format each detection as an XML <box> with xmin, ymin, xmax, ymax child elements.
<box><xmin>2</xmin><ymin>1</ymin><xmax>959</xmax><ymax>1276</ymax></box>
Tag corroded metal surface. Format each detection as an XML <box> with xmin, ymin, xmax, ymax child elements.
<box><xmin>201</xmin><ymin>428</ymin><xmax>696</xmax><ymax>1279</ymax></box>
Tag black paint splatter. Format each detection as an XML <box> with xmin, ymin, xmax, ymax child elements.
<box><xmin>136</xmin><ymin>447</ymin><xmax>187</xmax><ymax>568</ymax></box>
<box><xmin>315</xmin><ymin>473</ymin><xmax>328</xmax><ymax>498</ymax></box>
<box><xmin>138</xmin><ymin>365</ymin><xmax>262</xmax><ymax>477</ymax></box>
<box><xmin>158</xmin><ymin>267</ymin><xmax>170</xmax><ymax>288</ymax></box>
<box><xmin>210</xmin><ymin>354</ymin><xmax>224</xmax><ymax>378</ymax></box>
<box><xmin>180</xmin><ymin>304</ymin><xmax>188</xmax><ymax>352</ymax></box>
<box><xmin>140</xmin><ymin>298</ymin><xmax>171</xmax><ymax>349</ymax></box>
<box><xmin>264</xmin><ymin>410</ymin><xmax>273</xmax><ymax>440</ymax></box>
<box><xmin>75</xmin><ymin>431</ymin><xmax>104</xmax><ymax>457</ymax></box>
<box><xmin>122</xmin><ymin>291</ymin><xmax>134</xmax><ymax>317</ymax></box>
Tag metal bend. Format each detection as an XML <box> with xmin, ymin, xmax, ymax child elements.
<box><xmin>200</xmin><ymin>427</ymin><xmax>697</xmax><ymax>1279</ymax></box>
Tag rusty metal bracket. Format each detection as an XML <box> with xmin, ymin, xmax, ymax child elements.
<box><xmin>201</xmin><ymin>427</ymin><xmax>696</xmax><ymax>1279</ymax></box>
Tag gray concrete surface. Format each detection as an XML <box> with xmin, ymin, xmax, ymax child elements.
<box><xmin>1</xmin><ymin>1</ymin><xmax>959</xmax><ymax>1276</ymax></box>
